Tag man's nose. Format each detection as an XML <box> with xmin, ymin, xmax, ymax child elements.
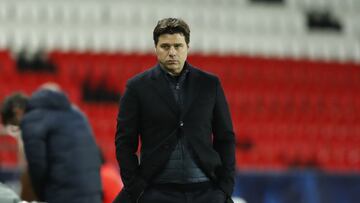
<box><xmin>169</xmin><ymin>46</ymin><xmax>176</xmax><ymax>56</ymax></box>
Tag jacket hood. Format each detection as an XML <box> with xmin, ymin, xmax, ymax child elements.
<box><xmin>26</xmin><ymin>89</ymin><xmax>71</xmax><ymax>111</ymax></box>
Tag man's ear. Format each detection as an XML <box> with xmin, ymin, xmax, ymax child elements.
<box><xmin>154</xmin><ymin>44</ymin><xmax>159</xmax><ymax>54</ymax></box>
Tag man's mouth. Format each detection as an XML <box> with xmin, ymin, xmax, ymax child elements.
<box><xmin>167</xmin><ymin>60</ymin><xmax>178</xmax><ymax>64</ymax></box>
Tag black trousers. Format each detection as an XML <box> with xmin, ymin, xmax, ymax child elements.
<box><xmin>138</xmin><ymin>182</ymin><xmax>226</xmax><ymax>203</ymax></box>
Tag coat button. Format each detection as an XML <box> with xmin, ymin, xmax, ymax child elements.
<box><xmin>179</xmin><ymin>121</ymin><xmax>184</xmax><ymax>127</ymax></box>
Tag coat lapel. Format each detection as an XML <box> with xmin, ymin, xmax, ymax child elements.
<box><xmin>182</xmin><ymin>64</ymin><xmax>201</xmax><ymax>118</ymax></box>
<box><xmin>149</xmin><ymin>65</ymin><xmax>179</xmax><ymax>115</ymax></box>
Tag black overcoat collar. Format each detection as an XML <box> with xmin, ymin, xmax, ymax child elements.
<box><xmin>149</xmin><ymin>62</ymin><xmax>201</xmax><ymax>118</ymax></box>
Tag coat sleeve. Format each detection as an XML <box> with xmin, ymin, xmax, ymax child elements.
<box><xmin>20</xmin><ymin>113</ymin><xmax>47</xmax><ymax>201</ymax></box>
<box><xmin>115</xmin><ymin>82</ymin><xmax>147</xmax><ymax>201</ymax></box>
<box><xmin>212</xmin><ymin>78</ymin><xmax>236</xmax><ymax>197</ymax></box>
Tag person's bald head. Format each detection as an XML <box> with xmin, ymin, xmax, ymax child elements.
<box><xmin>40</xmin><ymin>82</ymin><xmax>62</xmax><ymax>92</ymax></box>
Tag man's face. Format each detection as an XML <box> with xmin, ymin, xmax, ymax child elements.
<box><xmin>0</xmin><ymin>107</ymin><xmax>24</xmax><ymax>136</ymax></box>
<box><xmin>155</xmin><ymin>33</ymin><xmax>188</xmax><ymax>75</ymax></box>
<box><xmin>12</xmin><ymin>107</ymin><xmax>25</xmax><ymax>126</ymax></box>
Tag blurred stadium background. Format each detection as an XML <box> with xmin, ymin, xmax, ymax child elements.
<box><xmin>0</xmin><ymin>0</ymin><xmax>359</xmax><ymax>202</ymax></box>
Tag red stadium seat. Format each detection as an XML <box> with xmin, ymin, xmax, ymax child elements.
<box><xmin>0</xmin><ymin>135</ymin><xmax>20</xmax><ymax>169</ymax></box>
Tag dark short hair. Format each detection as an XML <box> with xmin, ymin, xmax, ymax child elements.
<box><xmin>1</xmin><ymin>93</ymin><xmax>28</xmax><ymax>125</ymax></box>
<box><xmin>153</xmin><ymin>18</ymin><xmax>190</xmax><ymax>46</ymax></box>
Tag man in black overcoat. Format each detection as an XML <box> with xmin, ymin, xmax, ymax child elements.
<box><xmin>114</xmin><ymin>18</ymin><xmax>235</xmax><ymax>203</ymax></box>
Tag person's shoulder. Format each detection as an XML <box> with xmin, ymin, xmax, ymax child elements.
<box><xmin>22</xmin><ymin>108</ymin><xmax>44</xmax><ymax>123</ymax></box>
<box><xmin>127</xmin><ymin>67</ymin><xmax>154</xmax><ymax>86</ymax></box>
<box><xmin>189</xmin><ymin>65</ymin><xmax>219</xmax><ymax>82</ymax></box>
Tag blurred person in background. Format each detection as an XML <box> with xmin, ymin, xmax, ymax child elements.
<box><xmin>0</xmin><ymin>182</ymin><xmax>21</xmax><ymax>203</ymax></box>
<box><xmin>114</xmin><ymin>18</ymin><xmax>235</xmax><ymax>203</ymax></box>
<box><xmin>0</xmin><ymin>94</ymin><xmax>34</xmax><ymax>201</ymax></box>
<box><xmin>1</xmin><ymin>83</ymin><xmax>102</xmax><ymax>203</ymax></box>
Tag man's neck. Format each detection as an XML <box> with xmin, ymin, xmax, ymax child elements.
<box><xmin>159</xmin><ymin>64</ymin><xmax>185</xmax><ymax>76</ymax></box>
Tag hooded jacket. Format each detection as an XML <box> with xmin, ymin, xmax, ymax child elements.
<box><xmin>21</xmin><ymin>89</ymin><xmax>102</xmax><ymax>203</ymax></box>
